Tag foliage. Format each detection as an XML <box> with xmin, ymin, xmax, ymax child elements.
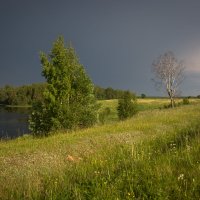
<box><xmin>163</xmin><ymin>103</ymin><xmax>172</xmax><ymax>109</ymax></box>
<box><xmin>96</xmin><ymin>98</ymin><xmax>200</xmax><ymax>123</ymax></box>
<box><xmin>0</xmin><ymin>83</ymin><xmax>46</xmax><ymax>106</ymax></box>
<box><xmin>183</xmin><ymin>98</ymin><xmax>190</xmax><ymax>105</ymax></box>
<box><xmin>0</xmin><ymin>84</ymin><xmax>135</xmax><ymax>106</ymax></box>
<box><xmin>117</xmin><ymin>91</ymin><xmax>137</xmax><ymax>120</ymax></box>
<box><xmin>141</xmin><ymin>93</ymin><xmax>146</xmax><ymax>98</ymax></box>
<box><xmin>29</xmin><ymin>36</ymin><xmax>98</xmax><ymax>136</ymax></box>
<box><xmin>94</xmin><ymin>85</ymin><xmax>135</xmax><ymax>100</ymax></box>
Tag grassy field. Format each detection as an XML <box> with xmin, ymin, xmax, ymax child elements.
<box><xmin>0</xmin><ymin>99</ymin><xmax>200</xmax><ymax>199</ymax></box>
<box><xmin>98</xmin><ymin>98</ymin><xmax>200</xmax><ymax>123</ymax></box>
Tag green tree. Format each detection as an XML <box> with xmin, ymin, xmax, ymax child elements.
<box><xmin>0</xmin><ymin>87</ymin><xmax>6</xmax><ymax>104</ymax></box>
<box><xmin>4</xmin><ymin>85</ymin><xmax>16</xmax><ymax>105</ymax></box>
<box><xmin>141</xmin><ymin>93</ymin><xmax>146</xmax><ymax>98</ymax></box>
<box><xmin>105</xmin><ymin>87</ymin><xmax>115</xmax><ymax>99</ymax></box>
<box><xmin>117</xmin><ymin>91</ymin><xmax>137</xmax><ymax>120</ymax></box>
<box><xmin>0</xmin><ymin>83</ymin><xmax>46</xmax><ymax>106</ymax></box>
<box><xmin>29</xmin><ymin>36</ymin><xmax>97</xmax><ymax>136</ymax></box>
<box><xmin>94</xmin><ymin>86</ymin><xmax>106</xmax><ymax>100</ymax></box>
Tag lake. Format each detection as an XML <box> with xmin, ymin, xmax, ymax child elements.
<box><xmin>0</xmin><ymin>106</ymin><xmax>31</xmax><ymax>139</ymax></box>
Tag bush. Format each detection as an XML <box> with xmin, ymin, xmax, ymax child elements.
<box><xmin>117</xmin><ymin>91</ymin><xmax>137</xmax><ymax>120</ymax></box>
<box><xmin>163</xmin><ymin>104</ymin><xmax>171</xmax><ymax>109</ymax></box>
<box><xmin>183</xmin><ymin>98</ymin><xmax>189</xmax><ymax>105</ymax></box>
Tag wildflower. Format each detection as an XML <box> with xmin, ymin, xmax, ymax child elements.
<box><xmin>178</xmin><ymin>173</ymin><xmax>184</xmax><ymax>181</ymax></box>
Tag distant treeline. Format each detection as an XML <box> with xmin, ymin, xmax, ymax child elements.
<box><xmin>0</xmin><ymin>83</ymin><xmax>46</xmax><ymax>106</ymax></box>
<box><xmin>0</xmin><ymin>83</ymin><xmax>135</xmax><ymax>106</ymax></box>
<box><xmin>94</xmin><ymin>86</ymin><xmax>135</xmax><ymax>100</ymax></box>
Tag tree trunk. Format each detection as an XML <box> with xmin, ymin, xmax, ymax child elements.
<box><xmin>170</xmin><ymin>97</ymin><xmax>175</xmax><ymax>108</ymax></box>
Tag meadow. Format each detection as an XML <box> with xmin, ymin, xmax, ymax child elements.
<box><xmin>0</xmin><ymin>98</ymin><xmax>200</xmax><ymax>199</ymax></box>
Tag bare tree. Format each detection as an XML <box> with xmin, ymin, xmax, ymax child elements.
<box><xmin>152</xmin><ymin>51</ymin><xmax>185</xmax><ymax>108</ymax></box>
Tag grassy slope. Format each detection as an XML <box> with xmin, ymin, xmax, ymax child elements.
<box><xmin>0</xmin><ymin>100</ymin><xmax>200</xmax><ymax>199</ymax></box>
<box><xmin>98</xmin><ymin>98</ymin><xmax>200</xmax><ymax>122</ymax></box>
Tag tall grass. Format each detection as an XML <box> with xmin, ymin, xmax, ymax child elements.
<box><xmin>58</xmin><ymin>124</ymin><xmax>200</xmax><ymax>199</ymax></box>
<box><xmin>0</xmin><ymin>103</ymin><xmax>200</xmax><ymax>199</ymax></box>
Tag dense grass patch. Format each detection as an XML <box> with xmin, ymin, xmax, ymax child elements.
<box><xmin>59</xmin><ymin>125</ymin><xmax>200</xmax><ymax>200</ymax></box>
<box><xmin>0</xmin><ymin>103</ymin><xmax>200</xmax><ymax>199</ymax></box>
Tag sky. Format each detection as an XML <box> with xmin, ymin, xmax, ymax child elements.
<box><xmin>1</xmin><ymin>0</ymin><xmax>200</xmax><ymax>96</ymax></box>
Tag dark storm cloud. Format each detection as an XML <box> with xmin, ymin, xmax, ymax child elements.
<box><xmin>0</xmin><ymin>0</ymin><xmax>200</xmax><ymax>96</ymax></box>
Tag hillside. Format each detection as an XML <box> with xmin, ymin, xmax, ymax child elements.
<box><xmin>0</xmin><ymin>101</ymin><xmax>200</xmax><ymax>199</ymax></box>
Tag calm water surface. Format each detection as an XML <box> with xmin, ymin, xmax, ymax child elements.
<box><xmin>0</xmin><ymin>107</ymin><xmax>31</xmax><ymax>139</ymax></box>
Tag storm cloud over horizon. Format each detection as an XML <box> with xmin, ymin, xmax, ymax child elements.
<box><xmin>1</xmin><ymin>0</ymin><xmax>200</xmax><ymax>96</ymax></box>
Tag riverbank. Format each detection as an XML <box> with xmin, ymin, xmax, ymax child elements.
<box><xmin>0</xmin><ymin>106</ymin><xmax>31</xmax><ymax>139</ymax></box>
<box><xmin>0</xmin><ymin>104</ymin><xmax>31</xmax><ymax>108</ymax></box>
<box><xmin>0</xmin><ymin>104</ymin><xmax>200</xmax><ymax>199</ymax></box>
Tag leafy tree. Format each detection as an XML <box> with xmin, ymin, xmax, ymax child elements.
<box><xmin>0</xmin><ymin>83</ymin><xmax>46</xmax><ymax>106</ymax></box>
<box><xmin>29</xmin><ymin>36</ymin><xmax>97</xmax><ymax>136</ymax></box>
<box><xmin>105</xmin><ymin>87</ymin><xmax>115</xmax><ymax>99</ymax></box>
<box><xmin>4</xmin><ymin>85</ymin><xmax>16</xmax><ymax>105</ymax></box>
<box><xmin>30</xmin><ymin>83</ymin><xmax>47</xmax><ymax>103</ymax></box>
<box><xmin>0</xmin><ymin>87</ymin><xmax>6</xmax><ymax>104</ymax></box>
<box><xmin>94</xmin><ymin>86</ymin><xmax>106</xmax><ymax>100</ymax></box>
<box><xmin>117</xmin><ymin>91</ymin><xmax>137</xmax><ymax>120</ymax></box>
<box><xmin>0</xmin><ymin>83</ymin><xmax>136</xmax><ymax>105</ymax></box>
<box><xmin>141</xmin><ymin>93</ymin><xmax>146</xmax><ymax>98</ymax></box>
<box><xmin>94</xmin><ymin>86</ymin><xmax>135</xmax><ymax>100</ymax></box>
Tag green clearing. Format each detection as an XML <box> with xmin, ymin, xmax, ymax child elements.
<box><xmin>98</xmin><ymin>98</ymin><xmax>200</xmax><ymax>122</ymax></box>
<box><xmin>0</xmin><ymin>99</ymin><xmax>200</xmax><ymax>199</ymax></box>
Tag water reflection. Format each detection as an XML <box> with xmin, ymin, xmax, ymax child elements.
<box><xmin>0</xmin><ymin>106</ymin><xmax>31</xmax><ymax>139</ymax></box>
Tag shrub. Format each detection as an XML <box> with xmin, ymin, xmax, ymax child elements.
<box><xmin>183</xmin><ymin>98</ymin><xmax>189</xmax><ymax>105</ymax></box>
<box><xmin>117</xmin><ymin>91</ymin><xmax>137</xmax><ymax>120</ymax></box>
<box><xmin>163</xmin><ymin>104</ymin><xmax>171</xmax><ymax>109</ymax></box>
